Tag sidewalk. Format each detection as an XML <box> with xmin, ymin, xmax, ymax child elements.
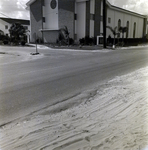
<box><xmin>27</xmin><ymin>43</ymin><xmax>148</xmax><ymax>51</ymax></box>
<box><xmin>28</xmin><ymin>43</ymin><xmax>113</xmax><ymax>50</ymax></box>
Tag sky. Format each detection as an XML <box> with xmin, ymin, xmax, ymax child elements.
<box><xmin>0</xmin><ymin>0</ymin><xmax>148</xmax><ymax>20</ymax></box>
<box><xmin>0</xmin><ymin>0</ymin><xmax>30</xmax><ymax>19</ymax></box>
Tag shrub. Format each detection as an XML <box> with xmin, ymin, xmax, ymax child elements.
<box><xmin>0</xmin><ymin>35</ymin><xmax>5</xmax><ymax>41</ymax></box>
<box><xmin>13</xmin><ymin>39</ymin><xmax>19</xmax><ymax>45</ymax></box>
<box><xmin>0</xmin><ymin>35</ymin><xmax>10</xmax><ymax>45</ymax></box>
<box><xmin>69</xmin><ymin>38</ymin><xmax>74</xmax><ymax>45</ymax></box>
<box><xmin>3</xmin><ymin>40</ymin><xmax>9</xmax><ymax>45</ymax></box>
<box><xmin>21</xmin><ymin>40</ymin><xmax>26</xmax><ymax>46</ymax></box>
<box><xmin>79</xmin><ymin>36</ymin><xmax>95</xmax><ymax>45</ymax></box>
<box><xmin>79</xmin><ymin>38</ymin><xmax>85</xmax><ymax>45</ymax></box>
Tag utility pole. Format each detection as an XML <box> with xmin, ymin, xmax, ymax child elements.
<box><xmin>103</xmin><ymin>0</ymin><xmax>106</xmax><ymax>48</ymax></box>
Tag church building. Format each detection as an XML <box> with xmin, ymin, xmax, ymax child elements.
<box><xmin>26</xmin><ymin>0</ymin><xmax>147</xmax><ymax>44</ymax></box>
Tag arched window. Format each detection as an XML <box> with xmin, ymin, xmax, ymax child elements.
<box><xmin>133</xmin><ymin>22</ymin><xmax>136</xmax><ymax>38</ymax></box>
<box><xmin>118</xmin><ymin>19</ymin><xmax>121</xmax><ymax>38</ymax></box>
<box><xmin>126</xmin><ymin>21</ymin><xmax>129</xmax><ymax>38</ymax></box>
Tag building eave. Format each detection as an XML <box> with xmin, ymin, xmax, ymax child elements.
<box><xmin>0</xmin><ymin>17</ymin><xmax>30</xmax><ymax>25</ymax></box>
<box><xmin>26</xmin><ymin>0</ymin><xmax>37</xmax><ymax>9</ymax></box>
<box><xmin>26</xmin><ymin>0</ymin><xmax>36</xmax><ymax>6</ymax></box>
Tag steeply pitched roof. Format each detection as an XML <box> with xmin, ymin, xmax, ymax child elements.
<box><xmin>106</xmin><ymin>1</ymin><xmax>147</xmax><ymax>18</ymax></box>
<box><xmin>26</xmin><ymin>0</ymin><xmax>36</xmax><ymax>7</ymax></box>
<box><xmin>26</xmin><ymin>0</ymin><xmax>147</xmax><ymax>18</ymax></box>
<box><xmin>0</xmin><ymin>17</ymin><xmax>30</xmax><ymax>25</ymax></box>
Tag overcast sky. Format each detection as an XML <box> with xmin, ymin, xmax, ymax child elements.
<box><xmin>0</xmin><ymin>0</ymin><xmax>148</xmax><ymax>20</ymax></box>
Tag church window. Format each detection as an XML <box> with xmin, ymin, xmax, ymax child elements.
<box><xmin>118</xmin><ymin>19</ymin><xmax>121</xmax><ymax>38</ymax></box>
<box><xmin>5</xmin><ymin>25</ymin><xmax>8</xmax><ymax>29</ymax></box>
<box><xmin>108</xmin><ymin>17</ymin><xmax>111</xmax><ymax>23</ymax></box>
<box><xmin>126</xmin><ymin>21</ymin><xmax>129</xmax><ymax>38</ymax></box>
<box><xmin>133</xmin><ymin>22</ymin><xmax>136</xmax><ymax>38</ymax></box>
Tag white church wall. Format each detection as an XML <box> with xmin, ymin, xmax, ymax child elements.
<box><xmin>75</xmin><ymin>1</ymin><xmax>86</xmax><ymax>41</ymax></box>
<box><xmin>100</xmin><ymin>21</ymin><xmax>103</xmax><ymax>35</ymax></box>
<box><xmin>123</xmin><ymin>14</ymin><xmax>131</xmax><ymax>38</ymax></box>
<box><xmin>100</xmin><ymin>0</ymin><xmax>103</xmax><ymax>16</ymax></box>
<box><xmin>114</xmin><ymin>11</ymin><xmax>124</xmax><ymax>38</ymax></box>
<box><xmin>138</xmin><ymin>18</ymin><xmax>144</xmax><ymax>38</ymax></box>
<box><xmin>43</xmin><ymin>0</ymin><xmax>59</xmax><ymax>29</ymax></box>
<box><xmin>106</xmin><ymin>8</ymin><xmax>115</xmax><ymax>38</ymax></box>
<box><xmin>90</xmin><ymin>0</ymin><xmax>95</xmax><ymax>37</ymax></box>
<box><xmin>0</xmin><ymin>19</ymin><xmax>11</xmax><ymax>35</ymax></box>
<box><xmin>107</xmin><ymin>7</ymin><xmax>145</xmax><ymax>39</ymax></box>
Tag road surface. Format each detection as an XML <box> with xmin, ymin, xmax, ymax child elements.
<box><xmin>0</xmin><ymin>45</ymin><xmax>148</xmax><ymax>125</ymax></box>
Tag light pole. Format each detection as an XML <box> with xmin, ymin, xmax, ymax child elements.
<box><xmin>103</xmin><ymin>0</ymin><xmax>107</xmax><ymax>48</ymax></box>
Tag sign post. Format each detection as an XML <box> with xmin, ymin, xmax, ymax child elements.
<box><xmin>31</xmin><ymin>33</ymin><xmax>39</xmax><ymax>55</ymax></box>
<box><xmin>35</xmin><ymin>33</ymin><xmax>38</xmax><ymax>54</ymax></box>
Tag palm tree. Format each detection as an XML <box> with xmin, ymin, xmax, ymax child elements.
<box><xmin>119</xmin><ymin>26</ymin><xmax>127</xmax><ymax>46</ymax></box>
<box><xmin>59</xmin><ymin>26</ymin><xmax>70</xmax><ymax>46</ymax></box>
<box><xmin>119</xmin><ymin>26</ymin><xmax>127</xmax><ymax>39</ymax></box>
<box><xmin>106</xmin><ymin>26</ymin><xmax>118</xmax><ymax>47</ymax></box>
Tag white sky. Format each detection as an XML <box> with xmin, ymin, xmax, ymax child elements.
<box><xmin>0</xmin><ymin>0</ymin><xmax>148</xmax><ymax>20</ymax></box>
<box><xmin>0</xmin><ymin>0</ymin><xmax>30</xmax><ymax>19</ymax></box>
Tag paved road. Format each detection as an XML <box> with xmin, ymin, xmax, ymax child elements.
<box><xmin>0</xmin><ymin>46</ymin><xmax>148</xmax><ymax>125</ymax></box>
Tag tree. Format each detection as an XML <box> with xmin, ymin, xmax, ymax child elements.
<box><xmin>9</xmin><ymin>22</ymin><xmax>26</xmax><ymax>45</ymax></box>
<box><xmin>106</xmin><ymin>26</ymin><xmax>118</xmax><ymax>46</ymax></box>
<box><xmin>119</xmin><ymin>26</ymin><xmax>127</xmax><ymax>39</ymax></box>
<box><xmin>119</xmin><ymin>26</ymin><xmax>128</xmax><ymax>46</ymax></box>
